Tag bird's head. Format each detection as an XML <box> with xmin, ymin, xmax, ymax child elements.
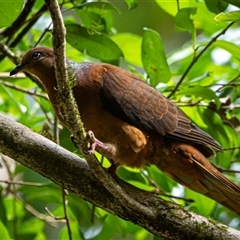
<box><xmin>10</xmin><ymin>47</ymin><xmax>54</xmax><ymax>78</ymax></box>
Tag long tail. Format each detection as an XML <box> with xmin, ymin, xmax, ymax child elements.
<box><xmin>155</xmin><ymin>144</ymin><xmax>240</xmax><ymax>216</ymax></box>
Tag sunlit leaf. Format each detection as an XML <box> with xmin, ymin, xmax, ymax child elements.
<box><xmin>175</xmin><ymin>7</ymin><xmax>197</xmax><ymax>32</ymax></box>
<box><xmin>204</xmin><ymin>0</ymin><xmax>228</xmax><ymax>14</ymax></box>
<box><xmin>111</xmin><ymin>33</ymin><xmax>142</xmax><ymax>66</ymax></box>
<box><xmin>155</xmin><ymin>0</ymin><xmax>197</xmax><ymax>16</ymax></box>
<box><xmin>125</xmin><ymin>0</ymin><xmax>138</xmax><ymax>10</ymax></box>
<box><xmin>192</xmin><ymin>2</ymin><xmax>225</xmax><ymax>35</ymax></box>
<box><xmin>214</xmin><ymin>10</ymin><xmax>240</xmax><ymax>22</ymax></box>
<box><xmin>0</xmin><ymin>0</ymin><xmax>24</xmax><ymax>28</ymax></box>
<box><xmin>0</xmin><ymin>83</ymin><xmax>26</xmax><ymax>115</ymax></box>
<box><xmin>77</xmin><ymin>1</ymin><xmax>119</xmax><ymax>13</ymax></box>
<box><xmin>213</xmin><ymin>40</ymin><xmax>240</xmax><ymax>61</ymax></box>
<box><xmin>185</xmin><ymin>189</ymin><xmax>216</xmax><ymax>216</ymax></box>
<box><xmin>176</xmin><ymin>86</ymin><xmax>221</xmax><ymax>109</ymax></box>
<box><xmin>142</xmin><ymin>28</ymin><xmax>171</xmax><ymax>86</ymax></box>
<box><xmin>75</xmin><ymin>2</ymin><xmax>118</xmax><ymax>33</ymax></box>
<box><xmin>66</xmin><ymin>24</ymin><xmax>123</xmax><ymax>62</ymax></box>
<box><xmin>0</xmin><ymin>221</ymin><xmax>10</xmax><ymax>240</ymax></box>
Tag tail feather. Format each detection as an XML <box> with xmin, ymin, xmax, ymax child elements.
<box><xmin>195</xmin><ymin>162</ymin><xmax>240</xmax><ymax>215</ymax></box>
<box><xmin>156</xmin><ymin>144</ymin><xmax>240</xmax><ymax>216</ymax></box>
<box><xmin>166</xmin><ymin>166</ymin><xmax>240</xmax><ymax>215</ymax></box>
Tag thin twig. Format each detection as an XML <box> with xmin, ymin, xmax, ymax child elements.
<box><xmin>0</xmin><ymin>179</ymin><xmax>49</xmax><ymax>187</ymax></box>
<box><xmin>0</xmin><ymin>42</ymin><xmax>19</xmax><ymax>64</ymax></box>
<box><xmin>224</xmin><ymin>146</ymin><xmax>240</xmax><ymax>151</ymax></box>
<box><xmin>168</xmin><ymin>21</ymin><xmax>235</xmax><ymax>98</ymax></box>
<box><xmin>5</xmin><ymin>189</ymin><xmax>65</xmax><ymax>226</ymax></box>
<box><xmin>216</xmin><ymin>72</ymin><xmax>240</xmax><ymax>92</ymax></box>
<box><xmin>45</xmin><ymin>207</ymin><xmax>67</xmax><ymax>221</ymax></box>
<box><xmin>35</xmin><ymin>22</ymin><xmax>53</xmax><ymax>47</ymax></box>
<box><xmin>217</xmin><ymin>168</ymin><xmax>240</xmax><ymax>174</ymax></box>
<box><xmin>230</xmin><ymin>159</ymin><xmax>240</xmax><ymax>163</ymax></box>
<box><xmin>1</xmin><ymin>155</ymin><xmax>18</xmax><ymax>238</ymax></box>
<box><xmin>141</xmin><ymin>170</ymin><xmax>194</xmax><ymax>203</ymax></box>
<box><xmin>8</xmin><ymin>4</ymin><xmax>48</xmax><ymax>49</ymax></box>
<box><xmin>62</xmin><ymin>188</ymin><xmax>72</xmax><ymax>240</ymax></box>
<box><xmin>0</xmin><ymin>79</ymin><xmax>48</xmax><ymax>100</ymax></box>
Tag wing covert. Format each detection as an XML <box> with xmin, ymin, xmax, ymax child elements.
<box><xmin>101</xmin><ymin>66</ymin><xmax>178</xmax><ymax>135</ymax></box>
<box><xmin>100</xmin><ymin>64</ymin><xmax>222</xmax><ymax>156</ymax></box>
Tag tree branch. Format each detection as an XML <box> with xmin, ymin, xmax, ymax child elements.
<box><xmin>0</xmin><ymin>115</ymin><xmax>239</xmax><ymax>240</ymax></box>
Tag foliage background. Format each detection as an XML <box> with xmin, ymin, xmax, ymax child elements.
<box><xmin>0</xmin><ymin>0</ymin><xmax>240</xmax><ymax>239</ymax></box>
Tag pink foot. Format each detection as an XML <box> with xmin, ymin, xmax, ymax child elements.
<box><xmin>84</xmin><ymin>130</ymin><xmax>107</xmax><ymax>155</ymax></box>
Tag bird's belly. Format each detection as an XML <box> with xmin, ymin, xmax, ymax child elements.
<box><xmin>80</xmin><ymin>109</ymin><xmax>152</xmax><ymax>168</ymax></box>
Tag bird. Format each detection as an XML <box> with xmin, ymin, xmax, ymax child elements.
<box><xmin>10</xmin><ymin>47</ymin><xmax>240</xmax><ymax>216</ymax></box>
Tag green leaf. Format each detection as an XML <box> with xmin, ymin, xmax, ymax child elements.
<box><xmin>175</xmin><ymin>7</ymin><xmax>197</xmax><ymax>32</ymax></box>
<box><xmin>176</xmin><ymin>86</ymin><xmax>221</xmax><ymax>109</ymax></box>
<box><xmin>66</xmin><ymin>24</ymin><xmax>123</xmax><ymax>62</ymax></box>
<box><xmin>155</xmin><ymin>0</ymin><xmax>197</xmax><ymax>16</ymax></box>
<box><xmin>213</xmin><ymin>40</ymin><xmax>240</xmax><ymax>61</ymax></box>
<box><xmin>0</xmin><ymin>0</ymin><xmax>24</xmax><ymax>28</ymax></box>
<box><xmin>148</xmin><ymin>166</ymin><xmax>177</xmax><ymax>192</ymax></box>
<box><xmin>117</xmin><ymin>167</ymin><xmax>145</xmax><ymax>184</ymax></box>
<box><xmin>141</xmin><ymin>28</ymin><xmax>171</xmax><ymax>86</ymax></box>
<box><xmin>125</xmin><ymin>0</ymin><xmax>138</xmax><ymax>10</ymax></box>
<box><xmin>18</xmin><ymin>218</ymin><xmax>44</xmax><ymax>235</ymax></box>
<box><xmin>76</xmin><ymin>10</ymin><xmax>106</xmax><ymax>32</ymax></box>
<box><xmin>0</xmin><ymin>188</ymin><xmax>7</xmax><ymax>224</ymax></box>
<box><xmin>214</xmin><ymin>10</ymin><xmax>240</xmax><ymax>22</ymax></box>
<box><xmin>0</xmin><ymin>220</ymin><xmax>10</xmax><ymax>239</ymax></box>
<box><xmin>81</xmin><ymin>216</ymin><xmax>106</xmax><ymax>239</ymax></box>
<box><xmin>192</xmin><ymin>2</ymin><xmax>225</xmax><ymax>35</ymax></box>
<box><xmin>111</xmin><ymin>33</ymin><xmax>142</xmax><ymax>66</ymax></box>
<box><xmin>77</xmin><ymin>1</ymin><xmax>119</xmax><ymax>13</ymax></box>
<box><xmin>76</xmin><ymin>2</ymin><xmax>118</xmax><ymax>33</ymax></box>
<box><xmin>0</xmin><ymin>83</ymin><xmax>26</xmax><ymax>115</ymax></box>
<box><xmin>204</xmin><ymin>0</ymin><xmax>228</xmax><ymax>14</ymax></box>
<box><xmin>59</xmin><ymin>218</ymin><xmax>82</xmax><ymax>240</ymax></box>
<box><xmin>69</xmin><ymin>194</ymin><xmax>106</xmax><ymax>239</ymax></box>
<box><xmin>185</xmin><ymin>189</ymin><xmax>216</xmax><ymax>216</ymax></box>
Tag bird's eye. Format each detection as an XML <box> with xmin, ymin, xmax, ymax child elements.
<box><xmin>32</xmin><ymin>52</ymin><xmax>42</xmax><ymax>60</ymax></box>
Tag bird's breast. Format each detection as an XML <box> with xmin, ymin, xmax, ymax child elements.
<box><xmin>73</xmin><ymin>88</ymin><xmax>153</xmax><ymax>167</ymax></box>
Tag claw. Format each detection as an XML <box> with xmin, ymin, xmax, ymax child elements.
<box><xmin>70</xmin><ymin>131</ymin><xmax>107</xmax><ymax>154</ymax></box>
<box><xmin>84</xmin><ymin>130</ymin><xmax>107</xmax><ymax>155</ymax></box>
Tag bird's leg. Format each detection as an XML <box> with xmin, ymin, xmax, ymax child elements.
<box><xmin>84</xmin><ymin>130</ymin><xmax>108</xmax><ymax>155</ymax></box>
<box><xmin>70</xmin><ymin>131</ymin><xmax>108</xmax><ymax>153</ymax></box>
<box><xmin>84</xmin><ymin>131</ymin><xmax>120</xmax><ymax>176</ymax></box>
<box><xmin>71</xmin><ymin>131</ymin><xmax>118</xmax><ymax>174</ymax></box>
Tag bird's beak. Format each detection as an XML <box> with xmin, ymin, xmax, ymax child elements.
<box><xmin>10</xmin><ymin>64</ymin><xmax>23</xmax><ymax>76</ymax></box>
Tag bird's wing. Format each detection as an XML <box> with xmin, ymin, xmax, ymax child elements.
<box><xmin>100</xmin><ymin>65</ymin><xmax>222</xmax><ymax>156</ymax></box>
